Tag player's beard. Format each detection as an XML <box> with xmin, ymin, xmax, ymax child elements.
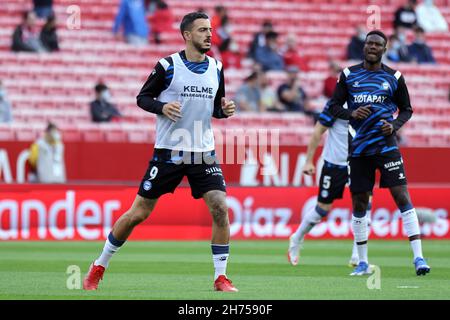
<box><xmin>193</xmin><ymin>40</ymin><xmax>210</xmax><ymax>54</ymax></box>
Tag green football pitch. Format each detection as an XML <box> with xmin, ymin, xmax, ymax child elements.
<box><xmin>0</xmin><ymin>240</ymin><xmax>449</xmax><ymax>300</ymax></box>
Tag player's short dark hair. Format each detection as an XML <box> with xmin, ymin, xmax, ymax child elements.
<box><xmin>366</xmin><ymin>30</ymin><xmax>388</xmax><ymax>46</ymax></box>
<box><xmin>95</xmin><ymin>83</ymin><xmax>108</xmax><ymax>93</ymax></box>
<box><xmin>180</xmin><ymin>12</ymin><xmax>209</xmax><ymax>39</ymax></box>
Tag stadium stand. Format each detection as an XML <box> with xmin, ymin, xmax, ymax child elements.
<box><xmin>0</xmin><ymin>0</ymin><xmax>449</xmax><ymax>146</ymax></box>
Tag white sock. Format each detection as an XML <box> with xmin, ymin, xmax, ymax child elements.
<box><xmin>213</xmin><ymin>254</ymin><xmax>229</xmax><ymax>280</ymax></box>
<box><xmin>212</xmin><ymin>244</ymin><xmax>229</xmax><ymax>280</ymax></box>
<box><xmin>352</xmin><ymin>215</ymin><xmax>368</xmax><ymax>263</ymax></box>
<box><xmin>351</xmin><ymin>241</ymin><xmax>358</xmax><ymax>259</ymax></box>
<box><xmin>410</xmin><ymin>240</ymin><xmax>423</xmax><ymax>260</ymax></box>
<box><xmin>291</xmin><ymin>206</ymin><xmax>324</xmax><ymax>243</ymax></box>
<box><xmin>400</xmin><ymin>208</ymin><xmax>423</xmax><ymax>259</ymax></box>
<box><xmin>94</xmin><ymin>232</ymin><xmax>124</xmax><ymax>268</ymax></box>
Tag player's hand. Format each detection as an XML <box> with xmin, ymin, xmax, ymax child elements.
<box><xmin>380</xmin><ymin>119</ymin><xmax>394</xmax><ymax>136</ymax></box>
<box><xmin>221</xmin><ymin>97</ymin><xmax>236</xmax><ymax>117</ymax></box>
<box><xmin>162</xmin><ymin>101</ymin><xmax>182</xmax><ymax>122</ymax></box>
<box><xmin>302</xmin><ymin>162</ymin><xmax>315</xmax><ymax>176</ymax></box>
<box><xmin>351</xmin><ymin>105</ymin><xmax>371</xmax><ymax>120</ymax></box>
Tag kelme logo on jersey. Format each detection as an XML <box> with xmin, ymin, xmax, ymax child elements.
<box><xmin>180</xmin><ymin>86</ymin><xmax>214</xmax><ymax>99</ymax></box>
<box><xmin>382</xmin><ymin>82</ymin><xmax>390</xmax><ymax>90</ymax></box>
<box><xmin>353</xmin><ymin>94</ymin><xmax>387</xmax><ymax>104</ymax></box>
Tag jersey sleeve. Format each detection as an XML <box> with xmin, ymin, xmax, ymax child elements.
<box><xmin>318</xmin><ymin>104</ymin><xmax>336</xmax><ymax>127</ymax></box>
<box><xmin>326</xmin><ymin>71</ymin><xmax>352</xmax><ymax>120</ymax></box>
<box><xmin>213</xmin><ymin>62</ymin><xmax>228</xmax><ymax>119</ymax></box>
<box><xmin>392</xmin><ymin>74</ymin><xmax>413</xmax><ymax>131</ymax></box>
<box><xmin>136</xmin><ymin>61</ymin><xmax>168</xmax><ymax>115</ymax></box>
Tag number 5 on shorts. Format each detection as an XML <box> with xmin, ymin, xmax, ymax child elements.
<box><xmin>323</xmin><ymin>176</ymin><xmax>331</xmax><ymax>189</ymax></box>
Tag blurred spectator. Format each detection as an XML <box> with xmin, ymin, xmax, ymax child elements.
<box><xmin>220</xmin><ymin>38</ymin><xmax>242</xmax><ymax>70</ymax></box>
<box><xmin>0</xmin><ymin>81</ymin><xmax>13</xmax><ymax>123</ymax></box>
<box><xmin>394</xmin><ymin>27</ymin><xmax>412</xmax><ymax>61</ymax></box>
<box><xmin>90</xmin><ymin>83</ymin><xmax>122</xmax><ymax>123</ymax></box>
<box><xmin>394</xmin><ymin>0</ymin><xmax>418</xmax><ymax>29</ymax></box>
<box><xmin>33</xmin><ymin>0</ymin><xmax>53</xmax><ymax>19</ymax></box>
<box><xmin>40</xmin><ymin>14</ymin><xmax>59</xmax><ymax>52</ymax></box>
<box><xmin>277</xmin><ymin>66</ymin><xmax>317</xmax><ymax>119</ymax></box>
<box><xmin>386</xmin><ymin>35</ymin><xmax>411</xmax><ymax>63</ymax></box>
<box><xmin>148</xmin><ymin>0</ymin><xmax>174</xmax><ymax>44</ymax></box>
<box><xmin>408</xmin><ymin>26</ymin><xmax>436</xmax><ymax>63</ymax></box>
<box><xmin>254</xmin><ymin>31</ymin><xmax>285</xmax><ymax>71</ymax></box>
<box><xmin>12</xmin><ymin>11</ymin><xmax>45</xmax><ymax>53</ymax></box>
<box><xmin>260</xmin><ymin>72</ymin><xmax>284</xmax><ymax>112</ymax></box>
<box><xmin>416</xmin><ymin>0</ymin><xmax>448</xmax><ymax>32</ymax></box>
<box><xmin>211</xmin><ymin>5</ymin><xmax>227</xmax><ymax>31</ymax></box>
<box><xmin>248</xmin><ymin>20</ymin><xmax>273</xmax><ymax>59</ymax></box>
<box><xmin>234</xmin><ymin>72</ymin><xmax>262</xmax><ymax>112</ymax></box>
<box><xmin>346</xmin><ymin>25</ymin><xmax>366</xmax><ymax>61</ymax></box>
<box><xmin>113</xmin><ymin>0</ymin><xmax>149</xmax><ymax>46</ymax></box>
<box><xmin>282</xmin><ymin>33</ymin><xmax>309</xmax><ymax>72</ymax></box>
<box><xmin>212</xmin><ymin>13</ymin><xmax>232</xmax><ymax>50</ymax></box>
<box><xmin>28</xmin><ymin>122</ymin><xmax>66</xmax><ymax>183</ymax></box>
<box><xmin>323</xmin><ymin>61</ymin><xmax>342</xmax><ymax>99</ymax></box>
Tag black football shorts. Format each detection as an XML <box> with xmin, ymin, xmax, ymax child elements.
<box><xmin>137</xmin><ymin>149</ymin><xmax>226</xmax><ymax>199</ymax></box>
<box><xmin>349</xmin><ymin>150</ymin><xmax>407</xmax><ymax>194</ymax></box>
<box><xmin>317</xmin><ymin>161</ymin><xmax>349</xmax><ymax>204</ymax></box>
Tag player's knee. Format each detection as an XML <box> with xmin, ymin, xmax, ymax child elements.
<box><xmin>210</xmin><ymin>200</ymin><xmax>229</xmax><ymax>227</ymax></box>
<box><xmin>352</xmin><ymin>192</ymin><xmax>370</xmax><ymax>212</ymax></box>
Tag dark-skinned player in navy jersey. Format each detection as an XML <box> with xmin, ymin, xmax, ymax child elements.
<box><xmin>327</xmin><ymin>30</ymin><xmax>430</xmax><ymax>276</ymax></box>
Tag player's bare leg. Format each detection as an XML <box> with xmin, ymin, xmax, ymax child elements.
<box><xmin>389</xmin><ymin>185</ymin><xmax>430</xmax><ymax>275</ymax></box>
<box><xmin>288</xmin><ymin>202</ymin><xmax>331</xmax><ymax>266</ymax></box>
<box><xmin>350</xmin><ymin>192</ymin><xmax>372</xmax><ymax>276</ymax></box>
<box><xmin>203</xmin><ymin>190</ymin><xmax>238</xmax><ymax>292</ymax></box>
<box><xmin>111</xmin><ymin>195</ymin><xmax>157</xmax><ymax>240</ymax></box>
<box><xmin>83</xmin><ymin>195</ymin><xmax>157</xmax><ymax>290</ymax></box>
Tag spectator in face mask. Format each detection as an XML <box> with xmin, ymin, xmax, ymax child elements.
<box><xmin>347</xmin><ymin>25</ymin><xmax>366</xmax><ymax>61</ymax></box>
<box><xmin>393</xmin><ymin>27</ymin><xmax>412</xmax><ymax>62</ymax></box>
<box><xmin>0</xmin><ymin>80</ymin><xmax>13</xmax><ymax>123</ymax></box>
<box><xmin>386</xmin><ymin>35</ymin><xmax>412</xmax><ymax>63</ymax></box>
<box><xmin>28</xmin><ymin>122</ymin><xmax>66</xmax><ymax>183</ymax></box>
<box><xmin>408</xmin><ymin>26</ymin><xmax>436</xmax><ymax>63</ymax></box>
<box><xmin>254</xmin><ymin>31</ymin><xmax>285</xmax><ymax>71</ymax></box>
<box><xmin>90</xmin><ymin>83</ymin><xmax>122</xmax><ymax>123</ymax></box>
<box><xmin>416</xmin><ymin>0</ymin><xmax>448</xmax><ymax>32</ymax></box>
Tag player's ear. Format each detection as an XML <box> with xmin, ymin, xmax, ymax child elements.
<box><xmin>183</xmin><ymin>30</ymin><xmax>191</xmax><ymax>41</ymax></box>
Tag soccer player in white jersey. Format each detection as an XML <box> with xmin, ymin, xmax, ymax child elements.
<box><xmin>287</xmin><ymin>103</ymin><xmax>372</xmax><ymax>267</ymax></box>
<box><xmin>83</xmin><ymin>12</ymin><xmax>238</xmax><ymax>292</ymax></box>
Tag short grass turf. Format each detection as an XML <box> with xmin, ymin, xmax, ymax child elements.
<box><xmin>0</xmin><ymin>240</ymin><xmax>449</xmax><ymax>300</ymax></box>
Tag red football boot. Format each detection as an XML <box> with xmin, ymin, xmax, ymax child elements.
<box><xmin>214</xmin><ymin>275</ymin><xmax>239</xmax><ymax>292</ymax></box>
<box><xmin>83</xmin><ymin>263</ymin><xmax>105</xmax><ymax>290</ymax></box>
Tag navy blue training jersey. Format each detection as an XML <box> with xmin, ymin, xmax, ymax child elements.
<box><xmin>327</xmin><ymin>63</ymin><xmax>413</xmax><ymax>157</ymax></box>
